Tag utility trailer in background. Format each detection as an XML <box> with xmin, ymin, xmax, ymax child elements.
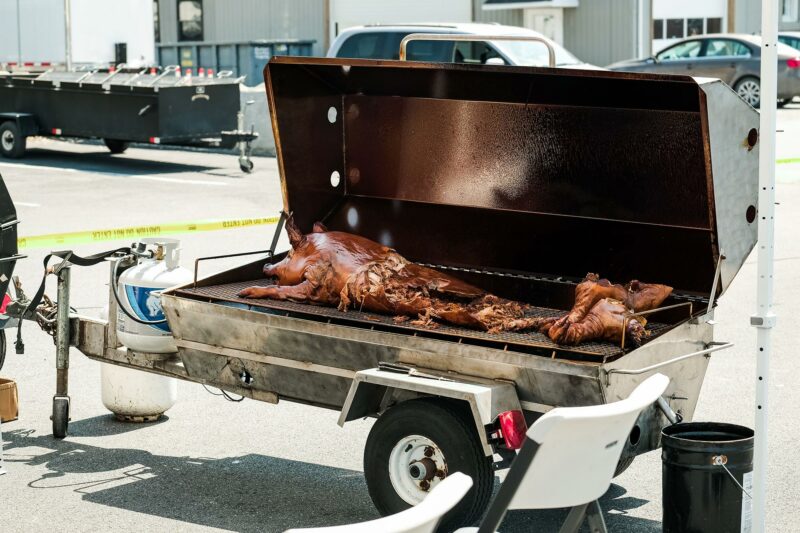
<box><xmin>0</xmin><ymin>68</ymin><xmax>258</xmax><ymax>172</ymax></box>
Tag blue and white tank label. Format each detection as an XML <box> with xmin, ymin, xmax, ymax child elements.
<box><xmin>123</xmin><ymin>285</ymin><xmax>170</xmax><ymax>333</ymax></box>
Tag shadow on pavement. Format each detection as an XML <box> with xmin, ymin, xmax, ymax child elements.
<box><xmin>17</xmin><ymin>148</ymin><xmax>217</xmax><ymax>176</ymax></box>
<box><xmin>3</xmin><ymin>427</ymin><xmax>660</xmax><ymax>532</ymax></box>
<box><xmin>67</xmin><ymin>415</ymin><xmax>171</xmax><ymax>437</ymax></box>
<box><xmin>3</xmin><ymin>427</ymin><xmax>377</xmax><ymax>533</ymax></box>
<box><xmin>498</xmin><ymin>483</ymin><xmax>660</xmax><ymax>532</ymax></box>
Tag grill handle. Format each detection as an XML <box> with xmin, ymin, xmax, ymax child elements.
<box><xmin>398</xmin><ymin>33</ymin><xmax>557</xmax><ymax>68</ymax></box>
<box><xmin>604</xmin><ymin>341</ymin><xmax>733</xmax><ymax>385</ymax></box>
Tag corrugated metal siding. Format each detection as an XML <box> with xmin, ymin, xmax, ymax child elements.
<box><xmin>157</xmin><ymin>0</ymin><xmax>178</xmax><ymax>43</ymax></box>
<box><xmin>472</xmin><ymin>0</ymin><xmax>523</xmax><ymax>27</ymax></box>
<box><xmin>735</xmin><ymin>0</ymin><xmax>800</xmax><ymax>33</ymax></box>
<box><xmin>564</xmin><ymin>0</ymin><xmax>642</xmax><ymax>66</ymax></box>
<box><xmin>158</xmin><ymin>0</ymin><xmax>325</xmax><ymax>55</ymax></box>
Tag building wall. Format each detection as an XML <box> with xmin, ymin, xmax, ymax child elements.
<box><xmin>157</xmin><ymin>0</ymin><xmax>327</xmax><ymax>55</ymax></box>
<box><xmin>330</xmin><ymin>0</ymin><xmax>472</xmax><ymax>40</ymax></box>
<box><xmin>564</xmin><ymin>0</ymin><xmax>650</xmax><ymax>66</ymax></box>
<box><xmin>734</xmin><ymin>0</ymin><xmax>800</xmax><ymax>33</ymax></box>
<box><xmin>652</xmin><ymin>0</ymin><xmax>727</xmax><ymax>53</ymax></box>
<box><xmin>472</xmin><ymin>0</ymin><xmax>523</xmax><ymax>26</ymax></box>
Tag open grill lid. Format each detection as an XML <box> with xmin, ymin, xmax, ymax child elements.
<box><xmin>264</xmin><ymin>57</ymin><xmax>759</xmax><ymax>298</ymax></box>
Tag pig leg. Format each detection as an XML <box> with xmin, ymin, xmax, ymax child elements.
<box><xmin>239</xmin><ymin>280</ymin><xmax>321</xmax><ymax>302</ymax></box>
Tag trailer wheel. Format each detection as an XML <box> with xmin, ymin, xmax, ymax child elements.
<box><xmin>52</xmin><ymin>396</ymin><xmax>70</xmax><ymax>439</ymax></box>
<box><xmin>104</xmin><ymin>139</ymin><xmax>130</xmax><ymax>154</ymax></box>
<box><xmin>614</xmin><ymin>455</ymin><xmax>635</xmax><ymax>477</ymax></box>
<box><xmin>364</xmin><ymin>399</ymin><xmax>494</xmax><ymax>530</ymax></box>
<box><xmin>0</xmin><ymin>122</ymin><xmax>26</xmax><ymax>158</ymax></box>
<box><xmin>239</xmin><ymin>159</ymin><xmax>254</xmax><ymax>173</ymax></box>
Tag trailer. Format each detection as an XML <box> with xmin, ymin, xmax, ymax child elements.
<box><xmin>5</xmin><ymin>49</ymin><xmax>759</xmax><ymax>530</ymax></box>
<box><xmin>0</xmin><ymin>68</ymin><xmax>258</xmax><ymax>172</ymax></box>
<box><xmin>0</xmin><ymin>0</ymin><xmax>154</xmax><ymax>69</ymax></box>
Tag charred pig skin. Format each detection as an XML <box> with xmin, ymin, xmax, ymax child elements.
<box><xmin>239</xmin><ymin>217</ymin><xmax>542</xmax><ymax>332</ymax></box>
<box><xmin>540</xmin><ymin>273</ymin><xmax>672</xmax><ymax>346</ymax></box>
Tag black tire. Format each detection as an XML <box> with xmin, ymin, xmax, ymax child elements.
<box><xmin>0</xmin><ymin>330</ymin><xmax>6</xmax><ymax>372</ymax></box>
<box><xmin>777</xmin><ymin>98</ymin><xmax>790</xmax><ymax>108</ymax></box>
<box><xmin>734</xmin><ymin>76</ymin><xmax>761</xmax><ymax>109</ymax></box>
<box><xmin>364</xmin><ymin>399</ymin><xmax>494</xmax><ymax>531</ymax></box>
<box><xmin>614</xmin><ymin>454</ymin><xmax>635</xmax><ymax>477</ymax></box>
<box><xmin>239</xmin><ymin>159</ymin><xmax>254</xmax><ymax>173</ymax></box>
<box><xmin>52</xmin><ymin>396</ymin><xmax>70</xmax><ymax>439</ymax></box>
<box><xmin>104</xmin><ymin>139</ymin><xmax>130</xmax><ymax>154</ymax></box>
<box><xmin>0</xmin><ymin>121</ymin><xmax>26</xmax><ymax>158</ymax></box>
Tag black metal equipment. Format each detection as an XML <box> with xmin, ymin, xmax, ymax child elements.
<box><xmin>0</xmin><ymin>68</ymin><xmax>258</xmax><ymax>171</ymax></box>
<box><xmin>662</xmin><ymin>422</ymin><xmax>754</xmax><ymax>532</ymax></box>
<box><xmin>0</xmin><ymin>173</ymin><xmax>25</xmax><ymax>370</ymax></box>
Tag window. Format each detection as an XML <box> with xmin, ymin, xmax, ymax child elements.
<box><xmin>781</xmin><ymin>0</ymin><xmax>799</xmax><ymax>22</ymax></box>
<box><xmin>336</xmin><ymin>32</ymin><xmax>452</xmax><ymax>62</ymax></box>
<box><xmin>703</xmin><ymin>39</ymin><xmax>752</xmax><ymax>57</ymax></box>
<box><xmin>706</xmin><ymin>18</ymin><xmax>722</xmax><ymax>34</ymax></box>
<box><xmin>454</xmin><ymin>42</ymin><xmax>503</xmax><ymax>64</ymax></box>
<box><xmin>657</xmin><ymin>40</ymin><xmax>702</xmax><ymax>61</ymax></box>
<box><xmin>666</xmin><ymin>19</ymin><xmax>684</xmax><ymax>39</ymax></box>
<box><xmin>779</xmin><ymin>35</ymin><xmax>800</xmax><ymax>50</ymax></box>
<box><xmin>653</xmin><ymin>19</ymin><xmax>664</xmax><ymax>40</ymax></box>
<box><xmin>178</xmin><ymin>0</ymin><xmax>203</xmax><ymax>42</ymax></box>
<box><xmin>154</xmin><ymin>0</ymin><xmax>160</xmax><ymax>42</ymax></box>
<box><xmin>687</xmin><ymin>19</ymin><xmax>703</xmax><ymax>37</ymax></box>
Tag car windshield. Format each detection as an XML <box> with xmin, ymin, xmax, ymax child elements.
<box><xmin>494</xmin><ymin>40</ymin><xmax>583</xmax><ymax>66</ymax></box>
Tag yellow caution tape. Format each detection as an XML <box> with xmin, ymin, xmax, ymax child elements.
<box><xmin>17</xmin><ymin>216</ymin><xmax>280</xmax><ymax>250</ymax></box>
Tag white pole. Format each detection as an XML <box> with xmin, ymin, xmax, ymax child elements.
<box><xmin>753</xmin><ymin>0</ymin><xmax>778</xmax><ymax>531</ymax></box>
<box><xmin>64</xmin><ymin>0</ymin><xmax>72</xmax><ymax>71</ymax></box>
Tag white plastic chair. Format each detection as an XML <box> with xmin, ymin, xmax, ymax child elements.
<box><xmin>284</xmin><ymin>471</ymin><xmax>473</xmax><ymax>533</ymax></box>
<box><xmin>463</xmin><ymin>372</ymin><xmax>670</xmax><ymax>533</ymax></box>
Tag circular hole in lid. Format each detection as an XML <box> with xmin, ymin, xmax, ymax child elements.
<box><xmin>747</xmin><ymin>128</ymin><xmax>758</xmax><ymax>148</ymax></box>
<box><xmin>746</xmin><ymin>205</ymin><xmax>756</xmax><ymax>223</ymax></box>
<box><xmin>330</xmin><ymin>170</ymin><xmax>341</xmax><ymax>187</ymax></box>
<box><xmin>628</xmin><ymin>424</ymin><xmax>641</xmax><ymax>447</ymax></box>
<box><xmin>327</xmin><ymin>106</ymin><xmax>338</xmax><ymax>124</ymax></box>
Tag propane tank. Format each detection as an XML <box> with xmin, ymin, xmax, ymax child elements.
<box><xmin>101</xmin><ymin>304</ymin><xmax>178</xmax><ymax>422</ymax></box>
<box><xmin>116</xmin><ymin>238</ymin><xmax>191</xmax><ymax>353</ymax></box>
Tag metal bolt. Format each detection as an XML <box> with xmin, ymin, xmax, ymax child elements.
<box><xmin>420</xmin><ymin>480</ymin><xmax>430</xmax><ymax>491</ymax></box>
<box><xmin>435</xmin><ymin>469</ymin><xmax>445</xmax><ymax>479</ymax></box>
<box><xmin>424</xmin><ymin>446</ymin><xmax>434</xmax><ymax>457</ymax></box>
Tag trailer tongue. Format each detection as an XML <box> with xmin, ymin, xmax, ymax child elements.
<box><xmin>4</xmin><ymin>56</ymin><xmax>759</xmax><ymax>530</ymax></box>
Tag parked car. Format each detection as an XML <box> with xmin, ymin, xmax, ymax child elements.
<box><xmin>327</xmin><ymin>23</ymin><xmax>596</xmax><ymax>69</ymax></box>
<box><xmin>780</xmin><ymin>31</ymin><xmax>800</xmax><ymax>51</ymax></box>
<box><xmin>608</xmin><ymin>34</ymin><xmax>800</xmax><ymax>108</ymax></box>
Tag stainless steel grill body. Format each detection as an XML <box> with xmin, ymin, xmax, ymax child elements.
<box><xmin>155</xmin><ymin>57</ymin><xmax>759</xmax><ymax>461</ymax></box>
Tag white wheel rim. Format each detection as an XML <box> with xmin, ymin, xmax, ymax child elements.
<box><xmin>1</xmin><ymin>130</ymin><xmax>14</xmax><ymax>152</ymax></box>
<box><xmin>388</xmin><ymin>435</ymin><xmax>448</xmax><ymax>505</ymax></box>
<box><xmin>737</xmin><ymin>80</ymin><xmax>760</xmax><ymax>107</ymax></box>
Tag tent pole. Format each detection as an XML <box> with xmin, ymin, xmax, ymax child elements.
<box><xmin>753</xmin><ymin>1</ymin><xmax>778</xmax><ymax>532</ymax></box>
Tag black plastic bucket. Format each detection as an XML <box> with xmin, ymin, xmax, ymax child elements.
<box><xmin>662</xmin><ymin>422</ymin><xmax>754</xmax><ymax>533</ymax></box>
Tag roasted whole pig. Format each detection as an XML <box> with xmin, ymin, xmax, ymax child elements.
<box><xmin>238</xmin><ymin>221</ymin><xmax>672</xmax><ymax>346</ymax></box>
<box><xmin>539</xmin><ymin>273</ymin><xmax>673</xmax><ymax>346</ymax></box>
<box><xmin>238</xmin><ymin>218</ymin><xmax>542</xmax><ymax>332</ymax></box>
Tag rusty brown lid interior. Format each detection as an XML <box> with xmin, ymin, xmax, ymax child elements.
<box><xmin>265</xmin><ymin>57</ymin><xmax>717</xmax><ymax>296</ymax></box>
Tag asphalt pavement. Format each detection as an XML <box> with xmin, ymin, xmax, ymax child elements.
<box><xmin>1</xmin><ymin>104</ymin><xmax>800</xmax><ymax>532</ymax></box>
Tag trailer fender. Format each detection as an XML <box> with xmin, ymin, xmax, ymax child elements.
<box><xmin>0</xmin><ymin>113</ymin><xmax>39</xmax><ymax>137</ymax></box>
<box><xmin>338</xmin><ymin>367</ymin><xmax>522</xmax><ymax>456</ymax></box>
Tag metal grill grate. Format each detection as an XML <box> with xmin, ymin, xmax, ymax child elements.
<box><xmin>174</xmin><ymin>280</ymin><xmax>673</xmax><ymax>360</ymax></box>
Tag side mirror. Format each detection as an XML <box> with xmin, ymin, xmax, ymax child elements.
<box><xmin>646</xmin><ymin>56</ymin><xmax>658</xmax><ymax>64</ymax></box>
<box><xmin>485</xmin><ymin>57</ymin><xmax>507</xmax><ymax>66</ymax></box>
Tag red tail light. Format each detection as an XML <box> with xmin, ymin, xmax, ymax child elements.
<box><xmin>788</xmin><ymin>58</ymin><xmax>800</xmax><ymax>69</ymax></box>
<box><xmin>497</xmin><ymin>410</ymin><xmax>528</xmax><ymax>450</ymax></box>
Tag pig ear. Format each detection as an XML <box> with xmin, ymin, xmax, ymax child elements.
<box><xmin>312</xmin><ymin>222</ymin><xmax>328</xmax><ymax>233</ymax></box>
<box><xmin>285</xmin><ymin>215</ymin><xmax>305</xmax><ymax>248</ymax></box>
